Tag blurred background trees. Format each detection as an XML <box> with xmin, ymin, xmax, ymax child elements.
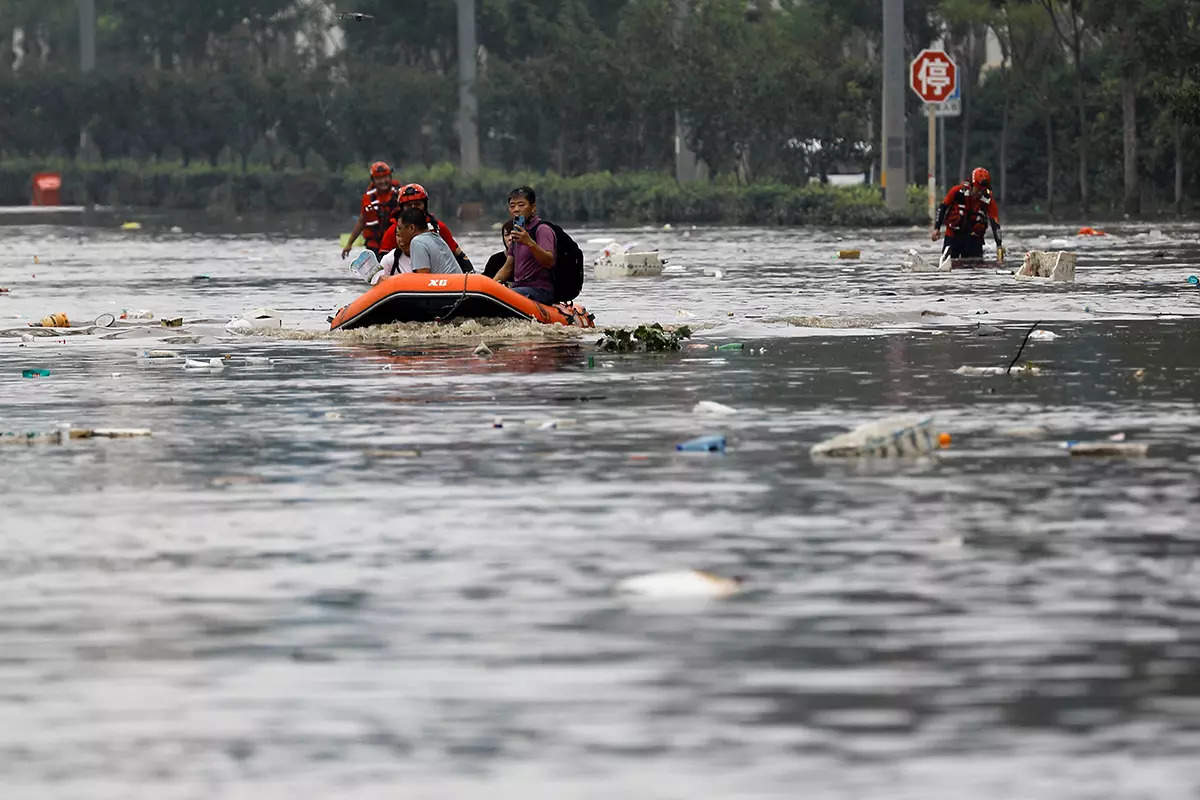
<box><xmin>1</xmin><ymin>0</ymin><xmax>1198</xmax><ymax>214</ymax></box>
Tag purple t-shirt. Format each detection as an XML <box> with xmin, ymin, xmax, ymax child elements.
<box><xmin>512</xmin><ymin>216</ymin><xmax>555</xmax><ymax>294</ymax></box>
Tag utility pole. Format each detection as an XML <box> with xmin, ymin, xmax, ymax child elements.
<box><xmin>881</xmin><ymin>0</ymin><xmax>905</xmax><ymax>211</ymax></box>
<box><xmin>456</xmin><ymin>0</ymin><xmax>480</xmax><ymax>174</ymax></box>
<box><xmin>79</xmin><ymin>0</ymin><xmax>95</xmax><ymax>160</ymax></box>
<box><xmin>79</xmin><ymin>0</ymin><xmax>95</xmax><ymax>73</ymax></box>
<box><xmin>674</xmin><ymin>0</ymin><xmax>707</xmax><ymax>183</ymax></box>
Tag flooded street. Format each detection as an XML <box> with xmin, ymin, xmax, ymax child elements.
<box><xmin>2</xmin><ymin>221</ymin><xmax>1200</xmax><ymax>799</ymax></box>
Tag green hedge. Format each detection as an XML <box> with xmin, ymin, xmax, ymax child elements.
<box><xmin>0</xmin><ymin>158</ymin><xmax>927</xmax><ymax>226</ymax></box>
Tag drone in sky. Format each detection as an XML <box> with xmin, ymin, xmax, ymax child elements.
<box><xmin>336</xmin><ymin>11</ymin><xmax>375</xmax><ymax>22</ymax></box>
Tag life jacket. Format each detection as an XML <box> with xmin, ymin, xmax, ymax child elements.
<box><xmin>379</xmin><ymin>210</ymin><xmax>473</xmax><ymax>272</ymax></box>
<box><xmin>944</xmin><ymin>182</ymin><xmax>995</xmax><ymax>240</ymax></box>
<box><xmin>360</xmin><ymin>180</ymin><xmax>401</xmax><ymax>252</ymax></box>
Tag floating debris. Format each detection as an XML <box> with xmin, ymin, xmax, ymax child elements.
<box><xmin>693</xmin><ymin>400</ymin><xmax>738</xmax><ymax>416</ymax></box>
<box><xmin>811</xmin><ymin>415</ymin><xmax>941</xmax><ymax>459</ymax></box>
<box><xmin>1016</xmin><ymin>250</ymin><xmax>1076</xmax><ymax>282</ymax></box>
<box><xmin>363</xmin><ymin>449</ymin><xmax>421</xmax><ymax>458</ymax></box>
<box><xmin>1064</xmin><ymin>441</ymin><xmax>1149</xmax><ymax>457</ymax></box>
<box><xmin>616</xmin><ymin>569</ymin><xmax>743</xmax><ymax>599</ymax></box>
<box><xmin>954</xmin><ymin>364</ymin><xmax>1042</xmax><ymax>376</ymax></box>
<box><xmin>1</xmin><ymin>428</ymin><xmax>151</xmax><ymax>445</ymax></box>
<box><xmin>596</xmin><ymin>324</ymin><xmax>691</xmax><ymax>353</ymax></box>
<box><xmin>677</xmin><ymin>434</ymin><xmax>726</xmax><ymax>453</ymax></box>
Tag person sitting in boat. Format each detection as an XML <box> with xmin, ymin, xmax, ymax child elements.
<box><xmin>378</xmin><ymin>183</ymin><xmax>474</xmax><ymax>273</ymax></box>
<box><xmin>483</xmin><ymin>220</ymin><xmax>514</xmax><ymax>279</ymax></box>
<box><xmin>393</xmin><ymin>206</ymin><xmax>463</xmax><ymax>274</ymax></box>
<box><xmin>931</xmin><ymin>167</ymin><xmax>1004</xmax><ymax>261</ymax></box>
<box><xmin>492</xmin><ymin>186</ymin><xmax>556</xmax><ymax>304</ymax></box>
<box><xmin>341</xmin><ymin>161</ymin><xmax>401</xmax><ymax>260</ymax></box>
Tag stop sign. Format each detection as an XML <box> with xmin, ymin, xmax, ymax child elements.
<box><xmin>910</xmin><ymin>49</ymin><xmax>957</xmax><ymax>103</ymax></box>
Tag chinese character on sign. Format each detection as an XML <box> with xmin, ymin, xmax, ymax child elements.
<box><xmin>918</xmin><ymin>58</ymin><xmax>951</xmax><ymax>96</ymax></box>
<box><xmin>910</xmin><ymin>49</ymin><xmax>957</xmax><ymax>104</ymax></box>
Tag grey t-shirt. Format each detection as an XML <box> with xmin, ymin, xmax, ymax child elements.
<box><xmin>409</xmin><ymin>231</ymin><xmax>463</xmax><ymax>274</ymax></box>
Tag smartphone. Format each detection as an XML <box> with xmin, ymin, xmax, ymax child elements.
<box><xmin>513</xmin><ymin>215</ymin><xmax>526</xmax><ymax>229</ymax></box>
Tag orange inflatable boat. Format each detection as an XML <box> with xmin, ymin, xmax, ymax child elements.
<box><xmin>329</xmin><ymin>273</ymin><xmax>595</xmax><ymax>331</ymax></box>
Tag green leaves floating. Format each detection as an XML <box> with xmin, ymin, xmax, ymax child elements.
<box><xmin>597</xmin><ymin>324</ymin><xmax>692</xmax><ymax>353</ymax></box>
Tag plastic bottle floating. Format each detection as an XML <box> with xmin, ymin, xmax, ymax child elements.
<box><xmin>676</xmin><ymin>434</ymin><xmax>726</xmax><ymax>453</ymax></box>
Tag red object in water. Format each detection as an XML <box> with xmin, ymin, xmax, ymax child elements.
<box><xmin>32</xmin><ymin>172</ymin><xmax>62</xmax><ymax>206</ymax></box>
<box><xmin>1077</xmin><ymin>226</ymin><xmax>1106</xmax><ymax>236</ymax></box>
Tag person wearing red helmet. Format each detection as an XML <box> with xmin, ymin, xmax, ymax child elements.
<box><xmin>341</xmin><ymin>161</ymin><xmax>401</xmax><ymax>259</ymax></box>
<box><xmin>377</xmin><ymin>183</ymin><xmax>475</xmax><ymax>273</ymax></box>
<box><xmin>931</xmin><ymin>166</ymin><xmax>1004</xmax><ymax>261</ymax></box>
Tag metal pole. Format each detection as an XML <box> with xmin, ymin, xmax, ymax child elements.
<box><xmin>927</xmin><ymin>105</ymin><xmax>936</xmax><ymax>222</ymax></box>
<box><xmin>881</xmin><ymin>0</ymin><xmax>905</xmax><ymax>210</ymax></box>
<box><xmin>456</xmin><ymin>0</ymin><xmax>480</xmax><ymax>174</ymax></box>
<box><xmin>939</xmin><ymin>114</ymin><xmax>946</xmax><ymax>195</ymax></box>
<box><xmin>79</xmin><ymin>0</ymin><xmax>95</xmax><ymax>174</ymax></box>
<box><xmin>673</xmin><ymin>0</ymin><xmax>706</xmax><ymax>182</ymax></box>
<box><xmin>79</xmin><ymin>0</ymin><xmax>95</xmax><ymax>73</ymax></box>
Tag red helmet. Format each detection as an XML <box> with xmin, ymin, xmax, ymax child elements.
<box><xmin>370</xmin><ymin>161</ymin><xmax>392</xmax><ymax>178</ymax></box>
<box><xmin>398</xmin><ymin>183</ymin><xmax>428</xmax><ymax>204</ymax></box>
<box><xmin>971</xmin><ymin>167</ymin><xmax>991</xmax><ymax>187</ymax></box>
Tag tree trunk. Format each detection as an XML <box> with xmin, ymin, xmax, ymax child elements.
<box><xmin>907</xmin><ymin>112</ymin><xmax>917</xmax><ymax>186</ymax></box>
<box><xmin>956</xmin><ymin>26</ymin><xmax>983</xmax><ymax>184</ymax></box>
<box><xmin>1000</xmin><ymin>85</ymin><xmax>1010</xmax><ymax>204</ymax></box>
<box><xmin>1045</xmin><ymin>115</ymin><xmax>1055</xmax><ymax>217</ymax></box>
<box><xmin>1121</xmin><ymin>73</ymin><xmax>1138</xmax><ymax>215</ymax></box>
<box><xmin>556</xmin><ymin>114</ymin><xmax>566</xmax><ymax>175</ymax></box>
<box><xmin>1073</xmin><ymin>79</ymin><xmax>1088</xmax><ymax>215</ymax></box>
<box><xmin>1175</xmin><ymin>118</ymin><xmax>1184</xmax><ymax>217</ymax></box>
<box><xmin>958</xmin><ymin>100</ymin><xmax>972</xmax><ymax>184</ymax></box>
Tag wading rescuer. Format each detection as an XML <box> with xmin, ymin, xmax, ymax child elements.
<box><xmin>931</xmin><ymin>167</ymin><xmax>1004</xmax><ymax>261</ymax></box>
<box><xmin>341</xmin><ymin>161</ymin><xmax>401</xmax><ymax>260</ymax></box>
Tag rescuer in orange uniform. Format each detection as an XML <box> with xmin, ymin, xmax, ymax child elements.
<box><xmin>931</xmin><ymin>167</ymin><xmax>1004</xmax><ymax>261</ymax></box>
<box><xmin>341</xmin><ymin>161</ymin><xmax>402</xmax><ymax>259</ymax></box>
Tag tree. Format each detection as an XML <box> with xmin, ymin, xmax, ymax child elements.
<box><xmin>1038</xmin><ymin>0</ymin><xmax>1091</xmax><ymax>213</ymax></box>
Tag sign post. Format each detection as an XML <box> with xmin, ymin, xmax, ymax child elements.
<box><xmin>910</xmin><ymin>49</ymin><xmax>957</xmax><ymax>223</ymax></box>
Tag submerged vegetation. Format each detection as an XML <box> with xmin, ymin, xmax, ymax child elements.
<box><xmin>597</xmin><ymin>324</ymin><xmax>693</xmax><ymax>353</ymax></box>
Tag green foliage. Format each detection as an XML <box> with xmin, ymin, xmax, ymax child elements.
<box><xmin>0</xmin><ymin>158</ymin><xmax>926</xmax><ymax>224</ymax></box>
<box><xmin>596</xmin><ymin>324</ymin><xmax>693</xmax><ymax>353</ymax></box>
<box><xmin>5</xmin><ymin>0</ymin><xmax>1198</xmax><ymax>212</ymax></box>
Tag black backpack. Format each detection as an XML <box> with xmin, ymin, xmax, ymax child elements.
<box><xmin>528</xmin><ymin>219</ymin><xmax>584</xmax><ymax>302</ymax></box>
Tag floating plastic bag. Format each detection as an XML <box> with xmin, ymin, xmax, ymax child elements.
<box><xmin>902</xmin><ymin>248</ymin><xmax>951</xmax><ymax>273</ymax></box>
<box><xmin>810</xmin><ymin>414</ymin><xmax>938</xmax><ymax>458</ymax></box>
<box><xmin>693</xmin><ymin>400</ymin><xmax>738</xmax><ymax>416</ymax></box>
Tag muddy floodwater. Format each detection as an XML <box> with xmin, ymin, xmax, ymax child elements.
<box><xmin>2</xmin><ymin>220</ymin><xmax>1199</xmax><ymax>799</ymax></box>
